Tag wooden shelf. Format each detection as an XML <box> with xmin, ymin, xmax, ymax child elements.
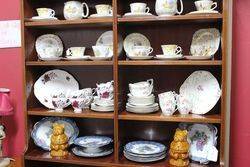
<box><xmin>25</xmin><ymin>148</ymin><xmax>115</xmax><ymax>166</ymax></box>
<box><xmin>28</xmin><ymin>108</ymin><xmax>114</xmax><ymax>119</ymax></box>
<box><xmin>26</xmin><ymin>61</ymin><xmax>113</xmax><ymax>66</ymax></box>
<box><xmin>24</xmin><ymin>18</ymin><xmax>113</xmax><ymax>28</ymax></box>
<box><xmin>119</xmin><ymin>111</ymin><xmax>221</xmax><ymax>124</ymax></box>
<box><xmin>118</xmin><ymin>14</ymin><xmax>222</xmax><ymax>24</ymax></box>
<box><xmin>118</xmin><ymin>60</ymin><xmax>222</xmax><ymax>66</ymax></box>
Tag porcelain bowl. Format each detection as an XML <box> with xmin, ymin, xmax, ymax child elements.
<box><xmin>52</xmin><ymin>97</ymin><xmax>69</xmax><ymax>112</ymax></box>
<box><xmin>70</xmin><ymin>97</ymin><xmax>93</xmax><ymax>113</ymax></box>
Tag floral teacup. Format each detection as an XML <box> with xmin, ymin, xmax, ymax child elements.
<box><xmin>96</xmin><ymin>81</ymin><xmax>114</xmax><ymax>100</ymax></box>
<box><xmin>70</xmin><ymin>97</ymin><xmax>93</xmax><ymax>113</ymax></box>
<box><xmin>158</xmin><ymin>91</ymin><xmax>177</xmax><ymax>116</ymax></box>
<box><xmin>176</xmin><ymin>94</ymin><xmax>193</xmax><ymax>115</ymax></box>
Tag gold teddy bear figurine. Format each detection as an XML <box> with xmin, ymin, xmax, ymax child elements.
<box><xmin>50</xmin><ymin>123</ymin><xmax>69</xmax><ymax>157</ymax></box>
<box><xmin>169</xmin><ymin>128</ymin><xmax>190</xmax><ymax>167</ymax></box>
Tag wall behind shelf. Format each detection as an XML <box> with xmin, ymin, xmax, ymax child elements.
<box><xmin>0</xmin><ymin>0</ymin><xmax>25</xmax><ymax>156</ymax></box>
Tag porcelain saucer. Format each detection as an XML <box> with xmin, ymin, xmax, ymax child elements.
<box><xmin>89</xmin><ymin>56</ymin><xmax>112</xmax><ymax>61</ymax></box>
<box><xmin>123</xmin><ymin>12</ymin><xmax>153</xmax><ymax>17</ymax></box>
<box><xmin>127</xmin><ymin>55</ymin><xmax>153</xmax><ymax>60</ymax></box>
<box><xmin>72</xmin><ymin>147</ymin><xmax>113</xmax><ymax>158</ymax></box>
<box><xmin>89</xmin><ymin>14</ymin><xmax>113</xmax><ymax>18</ymax></box>
<box><xmin>31</xmin><ymin>16</ymin><xmax>58</xmax><ymax>21</ymax></box>
<box><xmin>64</xmin><ymin>56</ymin><xmax>90</xmax><ymax>61</ymax></box>
<box><xmin>188</xmin><ymin>10</ymin><xmax>219</xmax><ymax>15</ymax></box>
<box><xmin>91</xmin><ymin>103</ymin><xmax>114</xmax><ymax>112</ymax></box>
<box><xmin>39</xmin><ymin>57</ymin><xmax>62</xmax><ymax>61</ymax></box>
<box><xmin>185</xmin><ymin>55</ymin><xmax>212</xmax><ymax>60</ymax></box>
<box><xmin>155</xmin><ymin>55</ymin><xmax>183</xmax><ymax>60</ymax></box>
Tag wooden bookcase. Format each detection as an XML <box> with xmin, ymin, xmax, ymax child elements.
<box><xmin>21</xmin><ymin>0</ymin><xmax>230</xmax><ymax>166</ymax></box>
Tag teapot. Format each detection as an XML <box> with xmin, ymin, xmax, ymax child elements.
<box><xmin>0</xmin><ymin>88</ymin><xmax>13</xmax><ymax>116</ymax></box>
<box><xmin>155</xmin><ymin>0</ymin><xmax>183</xmax><ymax>16</ymax></box>
<box><xmin>64</xmin><ymin>1</ymin><xmax>89</xmax><ymax>20</ymax></box>
<box><xmin>129</xmin><ymin>79</ymin><xmax>153</xmax><ymax>97</ymax></box>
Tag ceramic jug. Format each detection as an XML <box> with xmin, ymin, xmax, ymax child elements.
<box><xmin>155</xmin><ymin>0</ymin><xmax>183</xmax><ymax>16</ymax></box>
<box><xmin>64</xmin><ymin>1</ymin><xmax>89</xmax><ymax>20</ymax></box>
<box><xmin>0</xmin><ymin>88</ymin><xmax>13</xmax><ymax>116</ymax></box>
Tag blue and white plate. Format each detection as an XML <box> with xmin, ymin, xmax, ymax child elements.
<box><xmin>124</xmin><ymin>141</ymin><xmax>166</xmax><ymax>155</ymax></box>
<box><xmin>72</xmin><ymin>147</ymin><xmax>113</xmax><ymax>158</ymax></box>
<box><xmin>74</xmin><ymin>136</ymin><xmax>113</xmax><ymax>148</ymax></box>
<box><xmin>124</xmin><ymin>151</ymin><xmax>166</xmax><ymax>163</ymax></box>
<box><xmin>31</xmin><ymin>117</ymin><xmax>79</xmax><ymax>151</ymax></box>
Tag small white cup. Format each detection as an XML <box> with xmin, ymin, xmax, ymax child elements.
<box><xmin>130</xmin><ymin>3</ymin><xmax>150</xmax><ymax>14</ymax></box>
<box><xmin>195</xmin><ymin>0</ymin><xmax>217</xmax><ymax>11</ymax></box>
<box><xmin>66</xmin><ymin>47</ymin><xmax>86</xmax><ymax>57</ymax></box>
<box><xmin>36</xmin><ymin>8</ymin><xmax>55</xmax><ymax>18</ymax></box>
<box><xmin>129</xmin><ymin>79</ymin><xmax>154</xmax><ymax>97</ymax></box>
<box><xmin>92</xmin><ymin>45</ymin><xmax>113</xmax><ymax>57</ymax></box>
<box><xmin>176</xmin><ymin>94</ymin><xmax>193</xmax><ymax>115</ymax></box>
<box><xmin>158</xmin><ymin>91</ymin><xmax>177</xmax><ymax>116</ymax></box>
<box><xmin>161</xmin><ymin>45</ymin><xmax>182</xmax><ymax>56</ymax></box>
<box><xmin>131</xmin><ymin>46</ymin><xmax>153</xmax><ymax>57</ymax></box>
<box><xmin>95</xmin><ymin>4</ymin><xmax>112</xmax><ymax>15</ymax></box>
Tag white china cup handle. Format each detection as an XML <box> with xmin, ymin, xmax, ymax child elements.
<box><xmin>211</xmin><ymin>2</ymin><xmax>217</xmax><ymax>10</ymax></box>
<box><xmin>148</xmin><ymin>47</ymin><xmax>154</xmax><ymax>54</ymax></box>
<box><xmin>175</xmin><ymin>46</ymin><xmax>182</xmax><ymax>55</ymax></box>
<box><xmin>66</xmin><ymin>49</ymin><xmax>72</xmax><ymax>56</ymax></box>
<box><xmin>109</xmin><ymin>6</ymin><xmax>113</xmax><ymax>15</ymax></box>
<box><xmin>177</xmin><ymin>0</ymin><xmax>183</xmax><ymax>15</ymax></box>
<box><xmin>82</xmin><ymin>3</ymin><xmax>89</xmax><ymax>18</ymax></box>
<box><xmin>147</xmin><ymin>79</ymin><xmax>154</xmax><ymax>88</ymax></box>
<box><xmin>145</xmin><ymin>7</ymin><xmax>150</xmax><ymax>13</ymax></box>
<box><xmin>92</xmin><ymin>88</ymin><xmax>97</xmax><ymax>95</ymax></box>
<box><xmin>50</xmin><ymin>10</ymin><xmax>56</xmax><ymax>17</ymax></box>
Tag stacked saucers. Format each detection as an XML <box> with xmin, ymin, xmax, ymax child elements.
<box><xmin>72</xmin><ymin>136</ymin><xmax>113</xmax><ymax>158</ymax></box>
<box><xmin>124</xmin><ymin>141</ymin><xmax>167</xmax><ymax>163</ymax></box>
<box><xmin>126</xmin><ymin>79</ymin><xmax>159</xmax><ymax>114</ymax></box>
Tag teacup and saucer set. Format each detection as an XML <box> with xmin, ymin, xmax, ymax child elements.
<box><xmin>155</xmin><ymin>44</ymin><xmax>183</xmax><ymax>60</ymax></box>
<box><xmin>65</xmin><ymin>47</ymin><xmax>90</xmax><ymax>61</ymax></box>
<box><xmin>90</xmin><ymin>45</ymin><xmax>113</xmax><ymax>61</ymax></box>
<box><xmin>89</xmin><ymin>4</ymin><xmax>113</xmax><ymax>18</ymax></box>
<box><xmin>188</xmin><ymin>0</ymin><xmax>219</xmax><ymax>15</ymax></box>
<box><xmin>123</xmin><ymin>3</ymin><xmax>154</xmax><ymax>17</ymax></box>
<box><xmin>31</xmin><ymin>8</ymin><xmax>58</xmax><ymax>21</ymax></box>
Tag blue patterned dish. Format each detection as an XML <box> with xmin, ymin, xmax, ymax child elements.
<box><xmin>74</xmin><ymin>136</ymin><xmax>113</xmax><ymax>148</ymax></box>
<box><xmin>31</xmin><ymin>117</ymin><xmax>79</xmax><ymax>151</ymax></box>
<box><xmin>72</xmin><ymin>147</ymin><xmax>113</xmax><ymax>158</ymax></box>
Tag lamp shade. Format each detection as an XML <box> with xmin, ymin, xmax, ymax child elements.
<box><xmin>0</xmin><ymin>88</ymin><xmax>13</xmax><ymax>116</ymax></box>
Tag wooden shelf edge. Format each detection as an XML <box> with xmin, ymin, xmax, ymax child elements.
<box><xmin>119</xmin><ymin>111</ymin><xmax>221</xmax><ymax>124</ymax></box>
<box><xmin>27</xmin><ymin>109</ymin><xmax>114</xmax><ymax>119</ymax></box>
<box><xmin>26</xmin><ymin>61</ymin><xmax>114</xmax><ymax>66</ymax></box>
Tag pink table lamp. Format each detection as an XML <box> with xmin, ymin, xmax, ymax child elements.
<box><xmin>0</xmin><ymin>88</ymin><xmax>13</xmax><ymax>116</ymax></box>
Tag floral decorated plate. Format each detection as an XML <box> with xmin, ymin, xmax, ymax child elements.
<box><xmin>124</xmin><ymin>151</ymin><xmax>166</xmax><ymax>163</ymax></box>
<box><xmin>72</xmin><ymin>147</ymin><xmax>113</xmax><ymax>157</ymax></box>
<box><xmin>31</xmin><ymin>117</ymin><xmax>79</xmax><ymax>151</ymax></box>
<box><xmin>123</xmin><ymin>12</ymin><xmax>154</xmax><ymax>17</ymax></box>
<box><xmin>74</xmin><ymin>136</ymin><xmax>113</xmax><ymax>148</ymax></box>
<box><xmin>34</xmin><ymin>69</ymin><xmax>79</xmax><ymax>109</ymax></box>
<box><xmin>124</xmin><ymin>141</ymin><xmax>166</xmax><ymax>155</ymax></box>
<box><xmin>188</xmin><ymin>124</ymin><xmax>218</xmax><ymax>164</ymax></box>
<box><xmin>179</xmin><ymin>71</ymin><xmax>221</xmax><ymax>114</ymax></box>
<box><xmin>190</xmin><ymin>28</ymin><xmax>220</xmax><ymax>57</ymax></box>
<box><xmin>184</xmin><ymin>55</ymin><xmax>212</xmax><ymax>60</ymax></box>
<box><xmin>123</xmin><ymin>33</ymin><xmax>151</xmax><ymax>54</ymax></box>
<box><xmin>96</xmin><ymin>31</ymin><xmax>123</xmax><ymax>56</ymax></box>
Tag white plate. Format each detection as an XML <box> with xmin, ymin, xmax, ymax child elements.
<box><xmin>155</xmin><ymin>55</ymin><xmax>183</xmax><ymax>60</ymax></box>
<box><xmin>74</xmin><ymin>136</ymin><xmax>113</xmax><ymax>148</ymax></box>
<box><xmin>123</xmin><ymin>33</ymin><xmax>151</xmax><ymax>54</ymax></box>
<box><xmin>64</xmin><ymin>56</ymin><xmax>90</xmax><ymax>61</ymax></box>
<box><xmin>96</xmin><ymin>31</ymin><xmax>123</xmax><ymax>56</ymax></box>
<box><xmin>72</xmin><ymin>147</ymin><xmax>113</xmax><ymax>158</ymax></box>
<box><xmin>93</xmin><ymin>97</ymin><xmax>114</xmax><ymax>107</ymax></box>
<box><xmin>91</xmin><ymin>103</ymin><xmax>114</xmax><ymax>112</ymax></box>
<box><xmin>126</xmin><ymin>103</ymin><xmax>159</xmax><ymax>109</ymax></box>
<box><xmin>123</xmin><ymin>12</ymin><xmax>154</xmax><ymax>17</ymax></box>
<box><xmin>34</xmin><ymin>69</ymin><xmax>79</xmax><ymax>109</ymax></box>
<box><xmin>127</xmin><ymin>56</ymin><xmax>153</xmax><ymax>60</ymax></box>
<box><xmin>124</xmin><ymin>152</ymin><xmax>166</xmax><ymax>163</ymax></box>
<box><xmin>179</xmin><ymin>71</ymin><xmax>221</xmax><ymax>115</ymax></box>
<box><xmin>89</xmin><ymin>56</ymin><xmax>112</xmax><ymax>61</ymax></box>
<box><xmin>39</xmin><ymin>57</ymin><xmax>62</xmax><ymax>61</ymax></box>
<box><xmin>185</xmin><ymin>55</ymin><xmax>212</xmax><ymax>60</ymax></box>
<box><xmin>89</xmin><ymin>14</ymin><xmax>113</xmax><ymax>18</ymax></box>
<box><xmin>35</xmin><ymin>34</ymin><xmax>64</xmax><ymax>59</ymax></box>
<box><xmin>190</xmin><ymin>28</ymin><xmax>221</xmax><ymax>57</ymax></box>
<box><xmin>31</xmin><ymin>16</ymin><xmax>58</xmax><ymax>21</ymax></box>
<box><xmin>188</xmin><ymin>10</ymin><xmax>219</xmax><ymax>15</ymax></box>
<box><xmin>126</xmin><ymin>103</ymin><xmax>159</xmax><ymax>114</ymax></box>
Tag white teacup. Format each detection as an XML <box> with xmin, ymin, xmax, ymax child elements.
<box><xmin>36</xmin><ymin>8</ymin><xmax>55</xmax><ymax>18</ymax></box>
<box><xmin>92</xmin><ymin>45</ymin><xmax>113</xmax><ymax>57</ymax></box>
<box><xmin>195</xmin><ymin>0</ymin><xmax>217</xmax><ymax>11</ymax></box>
<box><xmin>95</xmin><ymin>4</ymin><xmax>112</xmax><ymax>15</ymax></box>
<box><xmin>161</xmin><ymin>45</ymin><xmax>182</xmax><ymax>56</ymax></box>
<box><xmin>129</xmin><ymin>79</ymin><xmax>154</xmax><ymax>97</ymax></box>
<box><xmin>158</xmin><ymin>91</ymin><xmax>177</xmax><ymax>116</ymax></box>
<box><xmin>176</xmin><ymin>94</ymin><xmax>192</xmax><ymax>115</ymax></box>
<box><xmin>66</xmin><ymin>47</ymin><xmax>86</xmax><ymax>57</ymax></box>
<box><xmin>130</xmin><ymin>46</ymin><xmax>153</xmax><ymax>57</ymax></box>
<box><xmin>130</xmin><ymin>3</ymin><xmax>150</xmax><ymax>14</ymax></box>
<box><xmin>44</xmin><ymin>47</ymin><xmax>59</xmax><ymax>58</ymax></box>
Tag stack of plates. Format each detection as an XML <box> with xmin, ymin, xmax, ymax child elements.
<box><xmin>72</xmin><ymin>136</ymin><xmax>113</xmax><ymax>158</ymax></box>
<box><xmin>124</xmin><ymin>141</ymin><xmax>167</xmax><ymax>163</ymax></box>
<box><xmin>126</xmin><ymin>94</ymin><xmax>159</xmax><ymax>114</ymax></box>
<box><xmin>91</xmin><ymin>97</ymin><xmax>114</xmax><ymax>112</ymax></box>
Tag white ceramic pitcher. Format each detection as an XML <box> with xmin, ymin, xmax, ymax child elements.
<box><xmin>64</xmin><ymin>1</ymin><xmax>89</xmax><ymax>20</ymax></box>
<box><xmin>155</xmin><ymin>0</ymin><xmax>183</xmax><ymax>16</ymax></box>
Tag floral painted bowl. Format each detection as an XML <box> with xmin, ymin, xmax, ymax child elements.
<box><xmin>70</xmin><ymin>97</ymin><xmax>93</xmax><ymax>113</ymax></box>
<box><xmin>52</xmin><ymin>97</ymin><xmax>69</xmax><ymax>112</ymax></box>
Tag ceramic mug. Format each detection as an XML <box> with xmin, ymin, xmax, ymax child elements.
<box><xmin>96</xmin><ymin>81</ymin><xmax>114</xmax><ymax>100</ymax></box>
<box><xmin>176</xmin><ymin>94</ymin><xmax>192</xmax><ymax>115</ymax></box>
<box><xmin>64</xmin><ymin>1</ymin><xmax>89</xmax><ymax>20</ymax></box>
<box><xmin>131</xmin><ymin>46</ymin><xmax>153</xmax><ymax>57</ymax></box>
<box><xmin>130</xmin><ymin>3</ymin><xmax>150</xmax><ymax>13</ymax></box>
<box><xmin>158</xmin><ymin>91</ymin><xmax>177</xmax><ymax>116</ymax></box>
<box><xmin>95</xmin><ymin>4</ymin><xmax>112</xmax><ymax>15</ymax></box>
<box><xmin>66</xmin><ymin>47</ymin><xmax>86</xmax><ymax>57</ymax></box>
<box><xmin>161</xmin><ymin>45</ymin><xmax>182</xmax><ymax>56</ymax></box>
<box><xmin>92</xmin><ymin>45</ymin><xmax>113</xmax><ymax>57</ymax></box>
<box><xmin>129</xmin><ymin>79</ymin><xmax>154</xmax><ymax>97</ymax></box>
<box><xmin>195</xmin><ymin>0</ymin><xmax>217</xmax><ymax>11</ymax></box>
<box><xmin>44</xmin><ymin>47</ymin><xmax>59</xmax><ymax>58</ymax></box>
<box><xmin>36</xmin><ymin>8</ymin><xmax>55</xmax><ymax>18</ymax></box>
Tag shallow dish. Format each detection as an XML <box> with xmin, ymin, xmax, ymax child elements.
<box><xmin>72</xmin><ymin>147</ymin><xmax>113</xmax><ymax>158</ymax></box>
<box><xmin>188</xmin><ymin>10</ymin><xmax>219</xmax><ymax>15</ymax></box>
<box><xmin>123</xmin><ymin>12</ymin><xmax>154</xmax><ymax>17</ymax></box>
<box><xmin>184</xmin><ymin>55</ymin><xmax>212</xmax><ymax>60</ymax></box>
<box><xmin>64</xmin><ymin>56</ymin><xmax>90</xmax><ymax>61</ymax></box>
<box><xmin>127</xmin><ymin>55</ymin><xmax>153</xmax><ymax>60</ymax></box>
<box><xmin>91</xmin><ymin>103</ymin><xmax>114</xmax><ymax>112</ymax></box>
<box><xmin>89</xmin><ymin>14</ymin><xmax>113</xmax><ymax>18</ymax></box>
<box><xmin>155</xmin><ymin>55</ymin><xmax>183</xmax><ymax>60</ymax></box>
<box><xmin>124</xmin><ymin>152</ymin><xmax>166</xmax><ymax>163</ymax></box>
<box><xmin>89</xmin><ymin>56</ymin><xmax>112</xmax><ymax>61</ymax></box>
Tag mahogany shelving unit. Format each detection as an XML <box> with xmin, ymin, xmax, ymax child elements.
<box><xmin>21</xmin><ymin>0</ymin><xmax>230</xmax><ymax>166</ymax></box>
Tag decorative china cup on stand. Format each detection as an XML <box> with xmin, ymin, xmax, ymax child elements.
<box><xmin>195</xmin><ymin>0</ymin><xmax>217</xmax><ymax>11</ymax></box>
<box><xmin>155</xmin><ymin>0</ymin><xmax>183</xmax><ymax>16</ymax></box>
<box><xmin>130</xmin><ymin>3</ymin><xmax>150</xmax><ymax>14</ymax></box>
<box><xmin>64</xmin><ymin>1</ymin><xmax>89</xmax><ymax>20</ymax></box>
<box><xmin>129</xmin><ymin>79</ymin><xmax>153</xmax><ymax>97</ymax></box>
<box><xmin>36</xmin><ymin>8</ymin><xmax>55</xmax><ymax>18</ymax></box>
<box><xmin>158</xmin><ymin>91</ymin><xmax>177</xmax><ymax>116</ymax></box>
<box><xmin>95</xmin><ymin>4</ymin><xmax>112</xmax><ymax>16</ymax></box>
<box><xmin>162</xmin><ymin>45</ymin><xmax>182</xmax><ymax>56</ymax></box>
